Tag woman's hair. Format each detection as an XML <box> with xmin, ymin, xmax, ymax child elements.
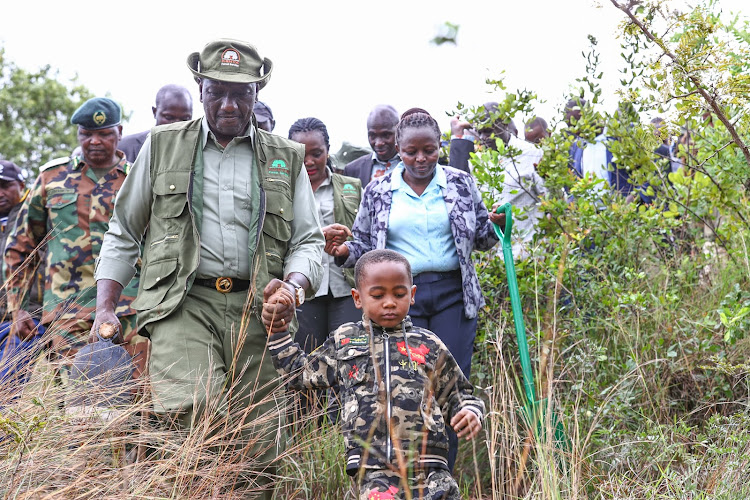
<box><xmin>396</xmin><ymin>108</ymin><xmax>441</xmax><ymax>144</ymax></box>
<box><xmin>288</xmin><ymin>117</ymin><xmax>331</xmax><ymax>152</ymax></box>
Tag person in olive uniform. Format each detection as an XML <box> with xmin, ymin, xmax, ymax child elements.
<box><xmin>4</xmin><ymin>98</ymin><xmax>148</xmax><ymax>379</ymax></box>
<box><xmin>94</xmin><ymin>39</ymin><xmax>324</xmax><ymax>496</ymax></box>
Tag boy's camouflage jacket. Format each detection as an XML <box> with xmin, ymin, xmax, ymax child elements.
<box><xmin>268</xmin><ymin>316</ymin><xmax>484</xmax><ymax>473</ymax></box>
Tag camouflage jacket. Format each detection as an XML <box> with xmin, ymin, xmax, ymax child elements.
<box><xmin>0</xmin><ymin>195</ymin><xmax>43</xmax><ymax>321</ymax></box>
<box><xmin>268</xmin><ymin>316</ymin><xmax>484</xmax><ymax>473</ymax></box>
<box><xmin>3</xmin><ymin>154</ymin><xmax>139</xmax><ymax>329</ymax></box>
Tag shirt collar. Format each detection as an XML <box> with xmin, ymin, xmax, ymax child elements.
<box><xmin>73</xmin><ymin>150</ymin><xmax>129</xmax><ymax>173</ymax></box>
<box><xmin>390</xmin><ymin>162</ymin><xmax>446</xmax><ymax>191</ymax></box>
<box><xmin>371</xmin><ymin>151</ymin><xmax>400</xmax><ymax>165</ymax></box>
<box><xmin>318</xmin><ymin>166</ymin><xmax>333</xmax><ymax>188</ymax></box>
<box><xmin>201</xmin><ymin>117</ymin><xmax>256</xmax><ymax>149</ymax></box>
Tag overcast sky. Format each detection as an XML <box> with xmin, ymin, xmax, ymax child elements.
<box><xmin>2</xmin><ymin>0</ymin><xmax>746</xmax><ymax>155</ymax></box>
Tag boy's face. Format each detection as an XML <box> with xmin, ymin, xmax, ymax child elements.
<box><xmin>352</xmin><ymin>261</ymin><xmax>416</xmax><ymax>329</ymax></box>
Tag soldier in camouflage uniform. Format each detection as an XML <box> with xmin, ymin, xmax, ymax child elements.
<box><xmin>264</xmin><ymin>249</ymin><xmax>483</xmax><ymax>500</ymax></box>
<box><xmin>3</xmin><ymin>97</ymin><xmax>147</xmax><ymax>377</ymax></box>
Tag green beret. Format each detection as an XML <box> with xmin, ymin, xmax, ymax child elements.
<box><xmin>70</xmin><ymin>97</ymin><xmax>122</xmax><ymax>130</ymax></box>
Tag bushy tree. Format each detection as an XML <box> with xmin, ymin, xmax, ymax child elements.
<box><xmin>453</xmin><ymin>1</ymin><xmax>750</xmax><ymax>497</ymax></box>
<box><xmin>0</xmin><ymin>46</ymin><xmax>94</xmax><ymax>176</ymax></box>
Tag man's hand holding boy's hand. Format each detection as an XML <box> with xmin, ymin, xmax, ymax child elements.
<box><xmin>451</xmin><ymin>408</ymin><xmax>482</xmax><ymax>440</ymax></box>
<box><xmin>262</xmin><ymin>281</ymin><xmax>295</xmax><ymax>334</ymax></box>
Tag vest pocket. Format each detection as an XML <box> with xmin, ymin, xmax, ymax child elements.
<box><xmin>153</xmin><ymin>172</ymin><xmax>190</xmax><ymax>219</ymax></box>
<box><xmin>132</xmin><ymin>257</ymin><xmax>178</xmax><ymax>311</ymax></box>
<box><xmin>262</xmin><ymin>188</ymin><xmax>294</xmax><ymax>241</ymax></box>
<box><xmin>341</xmin><ymin>194</ymin><xmax>360</xmax><ymax>218</ymax></box>
<box><xmin>262</xmin><ymin>187</ymin><xmax>294</xmax><ymax>278</ymax></box>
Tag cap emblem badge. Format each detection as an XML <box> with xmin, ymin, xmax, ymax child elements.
<box><xmin>221</xmin><ymin>49</ymin><xmax>240</xmax><ymax>68</ymax></box>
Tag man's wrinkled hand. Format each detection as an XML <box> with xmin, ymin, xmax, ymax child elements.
<box><xmin>90</xmin><ymin>311</ymin><xmax>123</xmax><ymax>344</ymax></box>
<box><xmin>262</xmin><ymin>279</ymin><xmax>296</xmax><ymax>333</ymax></box>
<box><xmin>262</xmin><ymin>285</ymin><xmax>295</xmax><ymax>334</ymax></box>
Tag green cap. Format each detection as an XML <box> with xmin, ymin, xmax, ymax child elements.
<box><xmin>70</xmin><ymin>97</ymin><xmax>121</xmax><ymax>130</ymax></box>
<box><xmin>187</xmin><ymin>38</ymin><xmax>272</xmax><ymax>89</ymax></box>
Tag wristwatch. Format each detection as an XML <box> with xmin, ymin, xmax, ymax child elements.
<box><xmin>284</xmin><ymin>279</ymin><xmax>305</xmax><ymax>307</ymax></box>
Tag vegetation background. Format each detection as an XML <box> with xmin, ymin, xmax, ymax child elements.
<box><xmin>1</xmin><ymin>0</ymin><xmax>750</xmax><ymax>498</ymax></box>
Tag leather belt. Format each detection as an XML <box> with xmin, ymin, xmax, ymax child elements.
<box><xmin>194</xmin><ymin>277</ymin><xmax>251</xmax><ymax>293</ymax></box>
<box><xmin>412</xmin><ymin>270</ymin><xmax>462</xmax><ymax>284</ymax></box>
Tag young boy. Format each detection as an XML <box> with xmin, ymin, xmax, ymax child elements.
<box><xmin>263</xmin><ymin>249</ymin><xmax>483</xmax><ymax>500</ymax></box>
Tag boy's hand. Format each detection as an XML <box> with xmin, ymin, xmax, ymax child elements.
<box><xmin>262</xmin><ymin>282</ymin><xmax>295</xmax><ymax>334</ymax></box>
<box><xmin>451</xmin><ymin>408</ymin><xmax>482</xmax><ymax>440</ymax></box>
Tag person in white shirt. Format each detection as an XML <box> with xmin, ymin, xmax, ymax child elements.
<box><xmin>451</xmin><ymin>103</ymin><xmax>548</xmax><ymax>258</ymax></box>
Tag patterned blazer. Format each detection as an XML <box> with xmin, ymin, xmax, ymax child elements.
<box><xmin>339</xmin><ymin>165</ymin><xmax>499</xmax><ymax>319</ymax></box>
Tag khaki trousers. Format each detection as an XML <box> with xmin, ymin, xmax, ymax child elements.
<box><xmin>148</xmin><ymin>285</ymin><xmax>284</xmax><ymax>498</ymax></box>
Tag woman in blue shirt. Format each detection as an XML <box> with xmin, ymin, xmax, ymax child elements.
<box><xmin>329</xmin><ymin>108</ymin><xmax>503</xmax><ymax>467</ymax></box>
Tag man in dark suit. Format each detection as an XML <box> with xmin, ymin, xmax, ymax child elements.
<box><xmin>118</xmin><ymin>84</ymin><xmax>193</xmax><ymax>162</ymax></box>
<box><xmin>343</xmin><ymin>105</ymin><xmax>399</xmax><ymax>186</ymax></box>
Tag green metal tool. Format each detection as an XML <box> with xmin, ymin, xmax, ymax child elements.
<box><xmin>492</xmin><ymin>203</ymin><xmax>567</xmax><ymax>448</ymax></box>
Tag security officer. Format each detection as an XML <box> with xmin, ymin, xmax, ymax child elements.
<box><xmin>4</xmin><ymin>98</ymin><xmax>147</xmax><ymax>378</ymax></box>
<box><xmin>0</xmin><ymin>159</ymin><xmax>44</xmax><ymax>393</ymax></box>
<box><xmin>94</xmin><ymin>39</ymin><xmax>324</xmax><ymax>496</ymax></box>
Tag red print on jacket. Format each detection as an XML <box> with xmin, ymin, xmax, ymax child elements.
<box><xmin>368</xmin><ymin>486</ymin><xmax>399</xmax><ymax>499</ymax></box>
<box><xmin>396</xmin><ymin>342</ymin><xmax>430</xmax><ymax>365</ymax></box>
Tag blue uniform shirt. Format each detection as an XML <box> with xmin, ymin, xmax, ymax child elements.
<box><xmin>386</xmin><ymin>164</ymin><xmax>459</xmax><ymax>276</ymax></box>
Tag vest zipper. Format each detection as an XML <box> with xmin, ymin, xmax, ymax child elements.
<box><xmin>382</xmin><ymin>331</ymin><xmax>392</xmax><ymax>463</ymax></box>
<box><xmin>255</xmin><ymin>187</ymin><xmax>267</xmax><ymax>253</ymax></box>
<box><xmin>186</xmin><ymin>170</ymin><xmax>200</xmax><ymax>290</ymax></box>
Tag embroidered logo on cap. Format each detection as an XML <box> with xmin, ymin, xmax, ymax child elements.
<box><xmin>93</xmin><ymin>111</ymin><xmax>106</xmax><ymax>126</ymax></box>
<box><xmin>221</xmin><ymin>49</ymin><xmax>241</xmax><ymax>68</ymax></box>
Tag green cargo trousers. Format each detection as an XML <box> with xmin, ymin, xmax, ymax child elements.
<box><xmin>148</xmin><ymin>284</ymin><xmax>284</xmax><ymax>498</ymax></box>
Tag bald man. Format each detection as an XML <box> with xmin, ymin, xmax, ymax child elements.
<box><xmin>343</xmin><ymin>104</ymin><xmax>400</xmax><ymax>186</ymax></box>
<box><xmin>118</xmin><ymin>84</ymin><xmax>193</xmax><ymax>162</ymax></box>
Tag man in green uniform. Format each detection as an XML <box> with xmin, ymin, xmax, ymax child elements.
<box><xmin>93</xmin><ymin>39</ymin><xmax>323</xmax><ymax>496</ymax></box>
<box><xmin>4</xmin><ymin>98</ymin><xmax>147</xmax><ymax>377</ymax></box>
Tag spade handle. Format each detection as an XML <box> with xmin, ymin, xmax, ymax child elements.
<box><xmin>97</xmin><ymin>322</ymin><xmax>119</xmax><ymax>342</ymax></box>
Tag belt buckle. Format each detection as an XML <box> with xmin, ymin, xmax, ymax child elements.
<box><xmin>215</xmin><ymin>277</ymin><xmax>233</xmax><ymax>293</ymax></box>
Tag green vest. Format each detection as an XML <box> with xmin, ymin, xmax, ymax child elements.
<box><xmin>131</xmin><ymin>119</ymin><xmax>304</xmax><ymax>330</ymax></box>
<box><xmin>331</xmin><ymin>173</ymin><xmax>362</xmax><ymax>287</ymax></box>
